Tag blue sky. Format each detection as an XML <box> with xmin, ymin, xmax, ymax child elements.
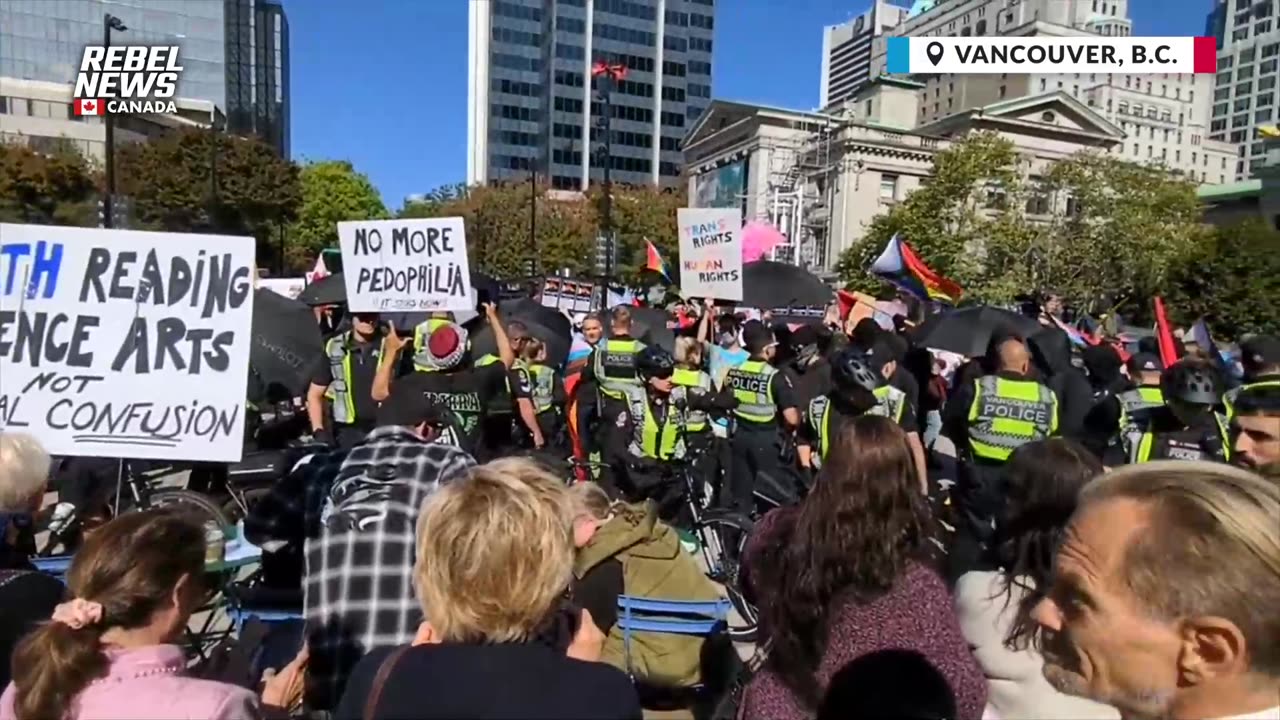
<box><xmin>288</xmin><ymin>0</ymin><xmax>1209</xmax><ymax>210</ymax></box>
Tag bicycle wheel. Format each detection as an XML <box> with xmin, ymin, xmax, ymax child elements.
<box><xmin>691</xmin><ymin>509</ymin><xmax>759</xmax><ymax>643</ymax></box>
<box><xmin>147</xmin><ymin>488</ymin><xmax>232</xmax><ymax>529</ymax></box>
<box><xmin>222</xmin><ymin>487</ymin><xmax>272</xmax><ymax>524</ymax></box>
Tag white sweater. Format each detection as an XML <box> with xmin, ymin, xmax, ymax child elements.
<box><xmin>955</xmin><ymin>571</ymin><xmax>1120</xmax><ymax>720</ymax></box>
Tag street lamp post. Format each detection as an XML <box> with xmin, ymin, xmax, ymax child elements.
<box><xmin>102</xmin><ymin>13</ymin><xmax>127</xmax><ymax>229</ymax></box>
<box><xmin>528</xmin><ymin>161</ymin><xmax>537</xmax><ymax>278</ymax></box>
<box><xmin>591</xmin><ymin>60</ymin><xmax>626</xmax><ymax>311</ymax></box>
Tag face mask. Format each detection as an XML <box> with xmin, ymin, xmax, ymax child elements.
<box><xmin>718</xmin><ymin>332</ymin><xmax>737</xmax><ymax>348</ymax></box>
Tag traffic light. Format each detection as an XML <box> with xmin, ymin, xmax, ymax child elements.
<box><xmin>594</xmin><ymin>233</ymin><xmax>616</xmax><ymax>276</ymax></box>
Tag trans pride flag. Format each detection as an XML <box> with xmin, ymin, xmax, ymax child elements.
<box><xmin>869</xmin><ymin>234</ymin><xmax>964</xmax><ymax>305</ymax></box>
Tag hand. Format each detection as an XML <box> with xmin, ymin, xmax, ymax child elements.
<box><xmin>565</xmin><ymin>608</ymin><xmax>606</xmax><ymax>663</ymax></box>
<box><xmin>384</xmin><ymin>323</ymin><xmax>409</xmax><ymax>354</ymax></box>
<box><xmin>703</xmin><ymin>297</ymin><xmax>715</xmax><ymax>310</ymax></box>
<box><xmin>482</xmin><ymin>302</ymin><xmax>499</xmax><ymax>320</ymax></box>
<box><xmin>260</xmin><ymin>646</ymin><xmax>308</xmax><ymax>710</ymax></box>
<box><xmin>312</xmin><ymin>427</ymin><xmax>334</xmax><ymax>448</ymax></box>
<box><xmin>533</xmin><ymin>432</ymin><xmax>546</xmax><ymax>449</ymax></box>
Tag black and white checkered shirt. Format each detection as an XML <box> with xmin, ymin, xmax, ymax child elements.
<box><xmin>244</xmin><ymin>425</ymin><xmax>475</xmax><ymax>711</ymax></box>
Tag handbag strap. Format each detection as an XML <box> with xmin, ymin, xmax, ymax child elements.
<box><xmin>362</xmin><ymin>645</ymin><xmax>410</xmax><ymax>720</ymax></box>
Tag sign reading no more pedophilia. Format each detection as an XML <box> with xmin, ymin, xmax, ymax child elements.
<box><xmin>338</xmin><ymin>218</ymin><xmax>474</xmax><ymax>313</ymax></box>
<box><xmin>0</xmin><ymin>224</ymin><xmax>255</xmax><ymax>462</ymax></box>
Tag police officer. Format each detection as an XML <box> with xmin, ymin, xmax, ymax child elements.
<box><xmin>1116</xmin><ymin>352</ymin><xmax>1166</xmax><ymax>435</ymax></box>
<box><xmin>1125</xmin><ymin>359</ymin><xmax>1230</xmax><ymax>464</ymax></box>
<box><xmin>943</xmin><ymin>336</ymin><xmax>1058</xmax><ymax>580</ymax></box>
<box><xmin>371</xmin><ymin>303</ymin><xmax>517</xmax><ymax>459</ymax></box>
<box><xmin>866</xmin><ymin>338</ymin><xmax>928</xmax><ymax>491</ymax></box>
<box><xmin>585</xmin><ymin>306</ymin><xmax>648</xmax><ymax>477</ymax></box>
<box><xmin>607</xmin><ymin>346</ymin><xmax>732</xmax><ymax>523</ymax></box>
<box><xmin>306</xmin><ymin>311</ymin><xmax>392</xmax><ymax>449</ymax></box>
<box><xmin>511</xmin><ymin>337</ymin><xmax>563</xmax><ymax>450</ymax></box>
<box><xmin>477</xmin><ymin>321</ymin><xmax>530</xmax><ymax>455</ymax></box>
<box><xmin>723</xmin><ymin>320</ymin><xmax>801</xmax><ymax>514</ymax></box>
<box><xmin>1224</xmin><ymin>334</ymin><xmax>1280</xmax><ymax>419</ymax></box>
<box><xmin>798</xmin><ymin>350</ymin><xmax>880</xmax><ymax>470</ymax></box>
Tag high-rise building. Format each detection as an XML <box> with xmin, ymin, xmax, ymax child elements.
<box><xmin>0</xmin><ymin>0</ymin><xmax>227</xmax><ymax>111</ymax></box>
<box><xmin>820</xmin><ymin>1</ymin><xmax>909</xmax><ymax>109</ymax></box>
<box><xmin>864</xmin><ymin>0</ymin><xmax>1236</xmax><ymax>184</ymax></box>
<box><xmin>467</xmin><ymin>0</ymin><xmax>715</xmax><ymax>190</ymax></box>
<box><xmin>1205</xmin><ymin>0</ymin><xmax>1278</xmax><ymax>179</ymax></box>
<box><xmin>225</xmin><ymin>0</ymin><xmax>291</xmax><ymax>157</ymax></box>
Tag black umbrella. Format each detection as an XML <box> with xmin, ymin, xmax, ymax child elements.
<box><xmin>629</xmin><ymin>306</ymin><xmax>676</xmax><ymax>352</ymax></box>
<box><xmin>297</xmin><ymin>270</ymin><xmax>500</xmax><ymax>309</ymax></box>
<box><xmin>249</xmin><ymin>288</ymin><xmax>323</xmax><ymax>402</ymax></box>
<box><xmin>470</xmin><ymin>319</ymin><xmax>570</xmax><ymax>368</ymax></box>
<box><xmin>297</xmin><ymin>273</ymin><xmax>346</xmax><ymax>307</ymax></box>
<box><xmin>910</xmin><ymin>306</ymin><xmax>1043</xmax><ymax>358</ymax></box>
<box><xmin>500</xmin><ymin>297</ymin><xmax>571</xmax><ymax>339</ymax></box>
<box><xmin>741</xmin><ymin>261</ymin><xmax>833</xmax><ymax>310</ymax></box>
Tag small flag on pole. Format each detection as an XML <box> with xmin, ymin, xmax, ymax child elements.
<box><xmin>645</xmin><ymin>239</ymin><xmax>672</xmax><ymax>283</ymax></box>
<box><xmin>869</xmin><ymin>234</ymin><xmax>964</xmax><ymax>305</ymax></box>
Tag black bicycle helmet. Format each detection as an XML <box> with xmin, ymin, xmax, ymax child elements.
<box><xmin>636</xmin><ymin>345</ymin><xmax>675</xmax><ymax>380</ymax></box>
<box><xmin>831</xmin><ymin>349</ymin><xmax>880</xmax><ymax>394</ymax></box>
<box><xmin>1161</xmin><ymin>359</ymin><xmax>1222</xmax><ymax>406</ymax></box>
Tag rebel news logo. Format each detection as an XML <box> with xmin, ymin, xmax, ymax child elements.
<box><xmin>73</xmin><ymin>46</ymin><xmax>183</xmax><ymax>116</ymax></box>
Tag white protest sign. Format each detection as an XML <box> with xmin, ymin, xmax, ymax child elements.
<box><xmin>0</xmin><ymin>224</ymin><xmax>255</xmax><ymax>462</ymax></box>
<box><xmin>259</xmin><ymin>277</ymin><xmax>306</xmax><ymax>299</ymax></box>
<box><xmin>337</xmin><ymin>218</ymin><xmax>473</xmax><ymax>312</ymax></box>
<box><xmin>677</xmin><ymin>208</ymin><xmax>743</xmax><ymax>301</ymax></box>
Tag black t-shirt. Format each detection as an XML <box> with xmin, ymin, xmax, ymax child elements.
<box><xmin>0</xmin><ymin>566</ymin><xmax>66</xmax><ymax>688</ymax></box>
<box><xmin>392</xmin><ymin>363</ymin><xmax>508</xmax><ymax>454</ymax></box>
<box><xmin>312</xmin><ymin>337</ymin><xmax>395</xmax><ymax>427</ymax></box>
<box><xmin>890</xmin><ymin>367</ymin><xmax>921</xmax><ymax>415</ymax></box>
<box><xmin>793</xmin><ymin>360</ymin><xmax>833</xmax><ymax>411</ymax></box>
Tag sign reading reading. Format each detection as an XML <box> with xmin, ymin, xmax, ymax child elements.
<box><xmin>338</xmin><ymin>218</ymin><xmax>473</xmax><ymax>312</ymax></box>
<box><xmin>0</xmin><ymin>225</ymin><xmax>255</xmax><ymax>462</ymax></box>
<box><xmin>678</xmin><ymin>208</ymin><xmax>743</xmax><ymax>301</ymax></box>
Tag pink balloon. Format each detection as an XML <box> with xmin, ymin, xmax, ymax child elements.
<box><xmin>741</xmin><ymin>221</ymin><xmax>786</xmax><ymax>262</ymax></box>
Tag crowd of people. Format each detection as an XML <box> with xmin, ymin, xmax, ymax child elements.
<box><xmin>0</xmin><ymin>286</ymin><xmax>1277</xmax><ymax>720</ymax></box>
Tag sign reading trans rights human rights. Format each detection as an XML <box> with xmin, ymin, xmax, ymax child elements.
<box><xmin>0</xmin><ymin>224</ymin><xmax>255</xmax><ymax>462</ymax></box>
<box><xmin>338</xmin><ymin>218</ymin><xmax>473</xmax><ymax>313</ymax></box>
<box><xmin>887</xmin><ymin>36</ymin><xmax>1218</xmax><ymax>75</ymax></box>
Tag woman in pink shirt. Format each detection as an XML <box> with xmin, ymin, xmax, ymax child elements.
<box><xmin>1</xmin><ymin>510</ymin><xmax>302</xmax><ymax>720</ymax></box>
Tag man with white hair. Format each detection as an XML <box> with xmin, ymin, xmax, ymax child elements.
<box><xmin>0</xmin><ymin>432</ymin><xmax>66</xmax><ymax>689</ymax></box>
<box><xmin>1033</xmin><ymin>461</ymin><xmax>1280</xmax><ymax>720</ymax></box>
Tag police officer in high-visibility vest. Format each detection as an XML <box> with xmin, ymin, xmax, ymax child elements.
<box><xmin>1231</xmin><ymin>384</ymin><xmax>1280</xmax><ymax>474</ymax></box>
<box><xmin>476</xmin><ymin>320</ymin><xmax>530</xmax><ymax>456</ymax></box>
<box><xmin>798</xmin><ymin>350</ymin><xmax>881</xmax><ymax>471</ymax></box>
<box><xmin>511</xmin><ymin>337</ymin><xmax>564</xmax><ymax>450</ymax></box>
<box><xmin>943</xmin><ymin>336</ymin><xmax>1058</xmax><ymax>581</ymax></box>
<box><xmin>306</xmin><ymin>311</ymin><xmax>393</xmax><ymax>449</ymax></box>
<box><xmin>1224</xmin><ymin>334</ymin><xmax>1280</xmax><ymax>420</ymax></box>
<box><xmin>585</xmin><ymin>307</ymin><xmax>648</xmax><ymax>482</ymax></box>
<box><xmin>865</xmin><ymin>339</ymin><xmax>928</xmax><ymax>493</ymax></box>
<box><xmin>607</xmin><ymin>346</ymin><xmax>733</xmax><ymax>524</ymax></box>
<box><xmin>410</xmin><ymin>313</ymin><xmax>456</xmax><ymax>372</ymax></box>
<box><xmin>723</xmin><ymin>320</ymin><xmax>801</xmax><ymax>514</ymax></box>
<box><xmin>1124</xmin><ymin>359</ymin><xmax>1231</xmax><ymax>464</ymax></box>
<box><xmin>1116</xmin><ymin>352</ymin><xmax>1166</xmax><ymax>437</ymax></box>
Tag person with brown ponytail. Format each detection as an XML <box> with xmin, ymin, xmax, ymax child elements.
<box><xmin>0</xmin><ymin>510</ymin><xmax>304</xmax><ymax>720</ymax></box>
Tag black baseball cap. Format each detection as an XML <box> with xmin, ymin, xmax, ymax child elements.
<box><xmin>1240</xmin><ymin>334</ymin><xmax>1280</xmax><ymax>372</ymax></box>
<box><xmin>742</xmin><ymin>320</ymin><xmax>776</xmax><ymax>354</ymax></box>
<box><xmin>1127</xmin><ymin>352</ymin><xmax>1164</xmax><ymax>374</ymax></box>
<box><xmin>866</xmin><ymin>338</ymin><xmax>899</xmax><ymax>371</ymax></box>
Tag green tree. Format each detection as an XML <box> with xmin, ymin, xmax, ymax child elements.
<box><xmin>1165</xmin><ymin>218</ymin><xmax>1280</xmax><ymax>338</ymax></box>
<box><xmin>399</xmin><ymin>183</ymin><xmax>467</xmax><ymax>218</ymax></box>
<box><xmin>0</xmin><ymin>142</ymin><xmax>98</xmax><ymax>226</ymax></box>
<box><xmin>588</xmin><ymin>183</ymin><xmax>683</xmax><ymax>289</ymax></box>
<box><xmin>836</xmin><ymin>132</ymin><xmax>1024</xmax><ymax>297</ymax></box>
<box><xmin>286</xmin><ymin>160</ymin><xmax>388</xmax><ymax>269</ymax></box>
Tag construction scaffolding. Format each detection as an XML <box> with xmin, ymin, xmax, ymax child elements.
<box><xmin>759</xmin><ymin>117</ymin><xmax>840</xmax><ymax>272</ymax></box>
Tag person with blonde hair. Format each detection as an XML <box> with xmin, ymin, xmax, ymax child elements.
<box><xmin>1033</xmin><ymin>461</ymin><xmax>1280</xmax><ymax>720</ymax></box>
<box><xmin>568</xmin><ymin>482</ymin><xmax>723</xmax><ymax>687</ymax></box>
<box><xmin>0</xmin><ymin>432</ymin><xmax>65</xmax><ymax>691</ymax></box>
<box><xmin>335</xmin><ymin>458</ymin><xmax>641</xmax><ymax>720</ymax></box>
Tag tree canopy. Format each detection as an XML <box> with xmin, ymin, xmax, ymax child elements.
<box><xmin>286</xmin><ymin>160</ymin><xmax>388</xmax><ymax>269</ymax></box>
<box><xmin>1165</xmin><ymin>218</ymin><xmax>1280</xmax><ymax>338</ymax></box>
<box><xmin>0</xmin><ymin>142</ymin><xmax>99</xmax><ymax>226</ymax></box>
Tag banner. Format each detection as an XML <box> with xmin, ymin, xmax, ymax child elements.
<box><xmin>542</xmin><ymin>278</ymin><xmax>596</xmax><ymax>313</ymax></box>
<box><xmin>0</xmin><ymin>224</ymin><xmax>255</xmax><ymax>461</ymax></box>
<box><xmin>337</xmin><ymin>218</ymin><xmax>472</xmax><ymax>313</ymax></box>
<box><xmin>258</xmin><ymin>277</ymin><xmax>305</xmax><ymax>299</ymax></box>
<box><xmin>677</xmin><ymin>208</ymin><xmax>743</xmax><ymax>301</ymax></box>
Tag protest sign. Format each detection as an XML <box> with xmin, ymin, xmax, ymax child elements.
<box><xmin>259</xmin><ymin>277</ymin><xmax>305</xmax><ymax>299</ymax></box>
<box><xmin>0</xmin><ymin>224</ymin><xmax>255</xmax><ymax>462</ymax></box>
<box><xmin>678</xmin><ymin>208</ymin><xmax>743</xmax><ymax>301</ymax></box>
<box><xmin>338</xmin><ymin>218</ymin><xmax>472</xmax><ymax>312</ymax></box>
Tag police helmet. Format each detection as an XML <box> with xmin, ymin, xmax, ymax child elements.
<box><xmin>1161</xmin><ymin>360</ymin><xmax>1222</xmax><ymax>407</ymax></box>
<box><xmin>831</xmin><ymin>349</ymin><xmax>880</xmax><ymax>394</ymax></box>
<box><xmin>636</xmin><ymin>345</ymin><xmax>676</xmax><ymax>380</ymax></box>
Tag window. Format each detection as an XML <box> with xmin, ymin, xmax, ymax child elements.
<box><xmin>1133</xmin><ymin>143</ymin><xmax>1140</xmax><ymax>156</ymax></box>
<box><xmin>1175</xmin><ymin>149</ymin><xmax>1181</xmax><ymax>162</ymax></box>
<box><xmin>865</xmin><ymin>99</ymin><xmax>873</xmax><ymax>115</ymax></box>
<box><xmin>998</xmin><ymin>85</ymin><xmax>1007</xmax><ymax>98</ymax></box>
<box><xmin>976</xmin><ymin>19</ymin><xmax>987</xmax><ymax>34</ymax></box>
<box><xmin>879</xmin><ymin>174</ymin><xmax>899</xmax><ymax>200</ymax></box>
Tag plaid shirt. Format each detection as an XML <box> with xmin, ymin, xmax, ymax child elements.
<box><xmin>244</xmin><ymin>426</ymin><xmax>475</xmax><ymax>711</ymax></box>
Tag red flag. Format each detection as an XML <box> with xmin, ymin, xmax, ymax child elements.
<box><xmin>1153</xmin><ymin>296</ymin><xmax>1179</xmax><ymax>368</ymax></box>
<box><xmin>837</xmin><ymin>289</ymin><xmax>858</xmax><ymax>320</ymax></box>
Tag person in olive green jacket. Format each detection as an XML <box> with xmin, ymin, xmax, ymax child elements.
<box><xmin>569</xmin><ymin>483</ymin><xmax>723</xmax><ymax>688</ymax></box>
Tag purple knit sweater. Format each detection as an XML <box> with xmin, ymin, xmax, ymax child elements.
<box><xmin>742</xmin><ymin>508</ymin><xmax>987</xmax><ymax>720</ymax></box>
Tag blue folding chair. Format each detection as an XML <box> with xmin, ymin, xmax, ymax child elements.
<box><xmin>616</xmin><ymin>596</ymin><xmax>737</xmax><ymax>715</ymax></box>
<box><xmin>30</xmin><ymin>555</ymin><xmax>73</xmax><ymax>581</ymax></box>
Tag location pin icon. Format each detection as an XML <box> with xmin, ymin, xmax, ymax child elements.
<box><xmin>927</xmin><ymin>42</ymin><xmax>944</xmax><ymax>66</ymax></box>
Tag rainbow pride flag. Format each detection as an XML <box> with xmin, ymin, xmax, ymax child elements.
<box><xmin>869</xmin><ymin>234</ymin><xmax>963</xmax><ymax>305</ymax></box>
<box><xmin>645</xmin><ymin>239</ymin><xmax>672</xmax><ymax>283</ymax></box>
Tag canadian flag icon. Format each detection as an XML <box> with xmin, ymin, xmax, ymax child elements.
<box><xmin>74</xmin><ymin>98</ymin><xmax>104</xmax><ymax>116</ymax></box>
